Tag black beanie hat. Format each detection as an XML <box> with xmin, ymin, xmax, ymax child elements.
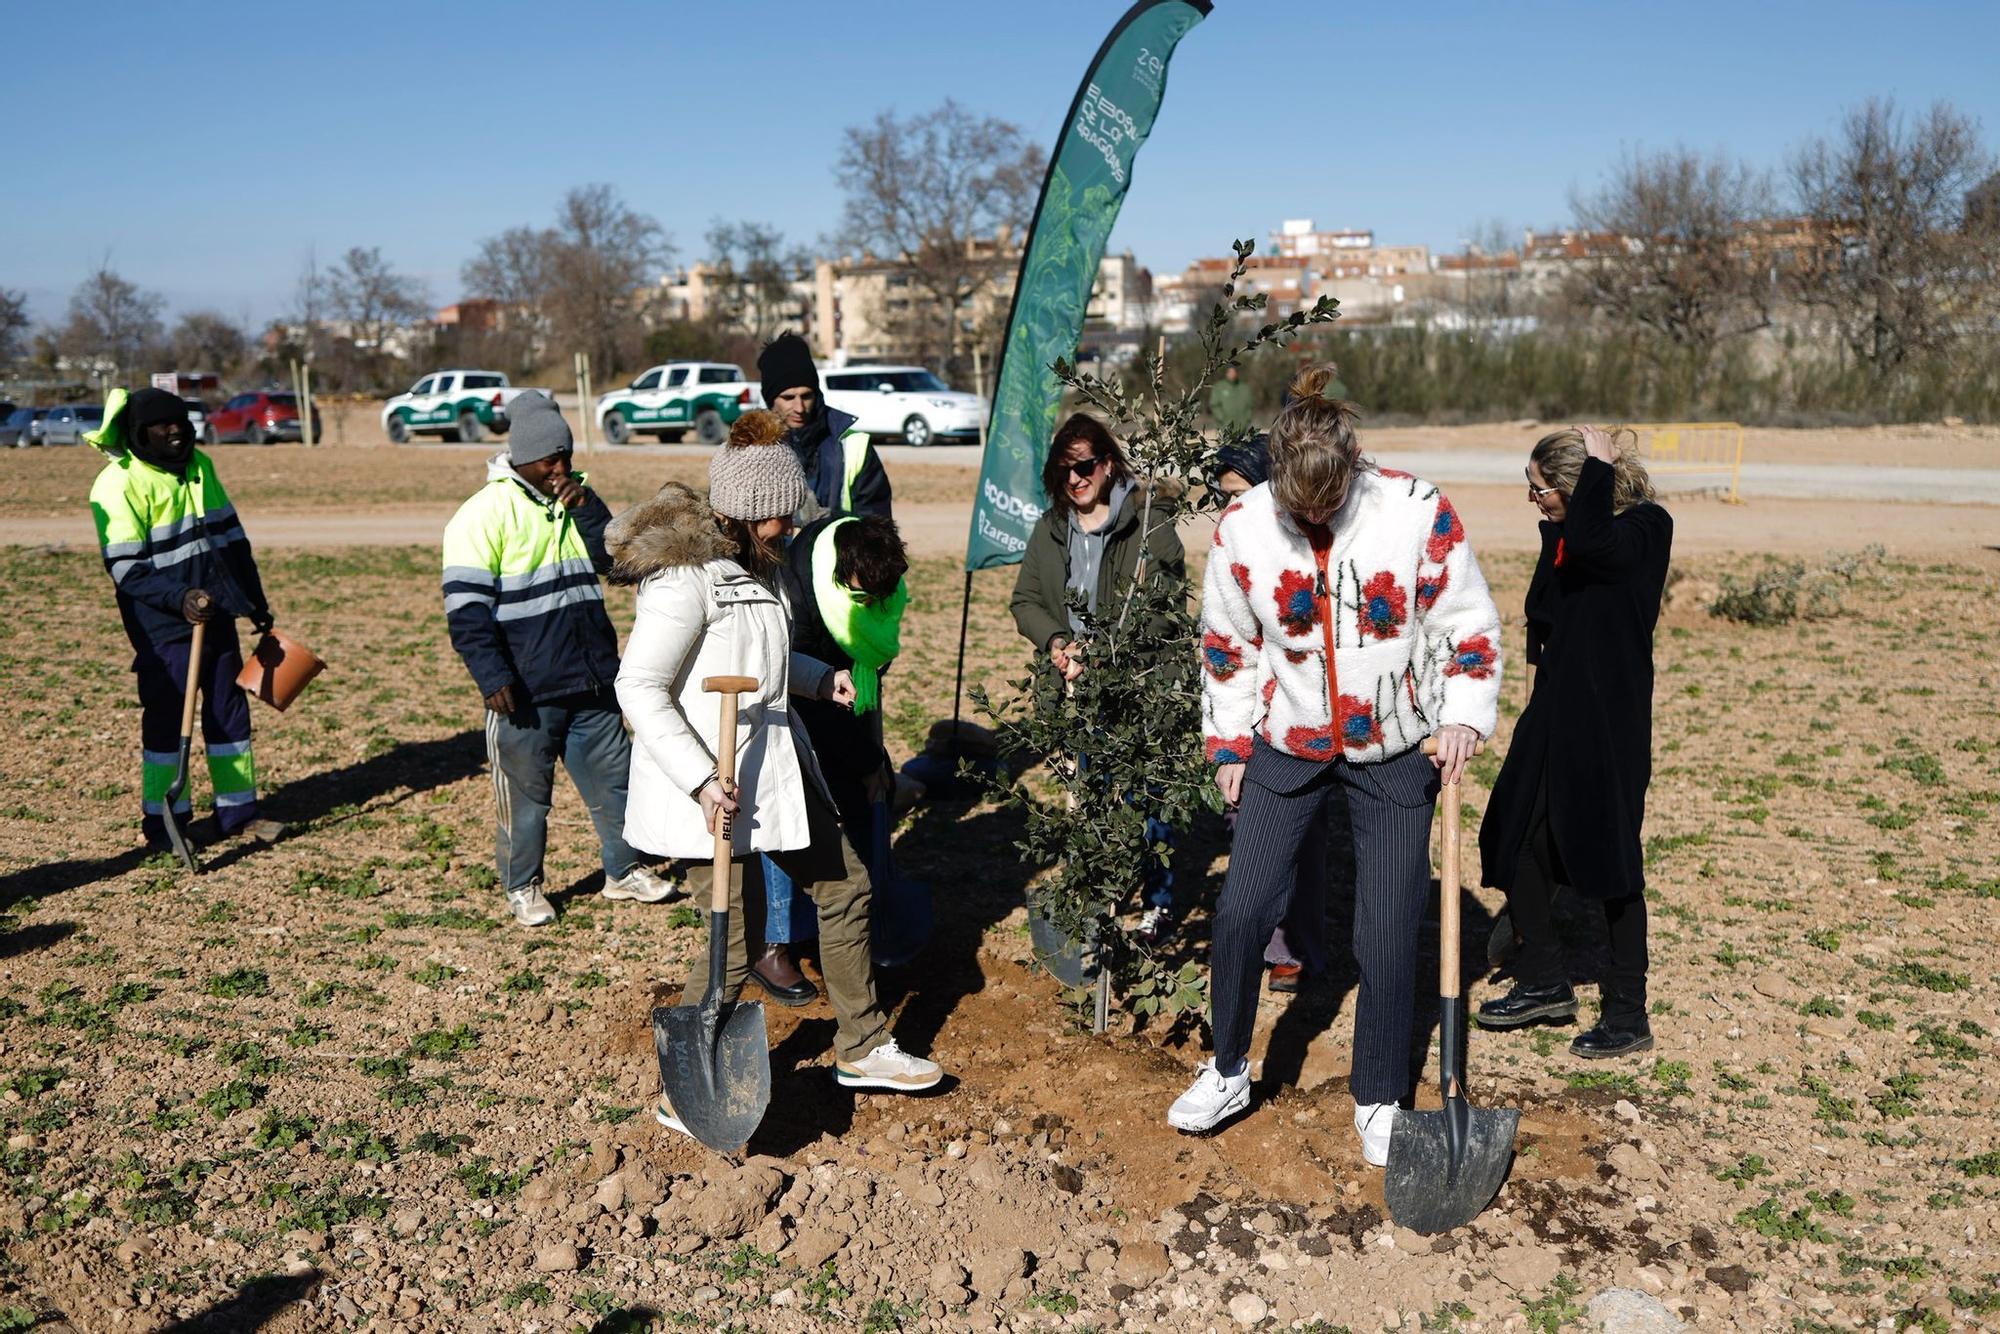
<box><xmin>1213</xmin><ymin>433</ymin><xmax>1271</xmax><ymax>488</ymax></box>
<box><xmin>126</xmin><ymin>387</ymin><xmax>195</xmax><ymax>473</ymax></box>
<box><xmin>758</xmin><ymin>331</ymin><xmax>819</xmax><ymax>408</ymax></box>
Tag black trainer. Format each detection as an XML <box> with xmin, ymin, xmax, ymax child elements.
<box><xmin>1570</xmin><ymin>1020</ymin><xmax>1655</xmax><ymax>1059</ymax></box>
<box><xmin>1474</xmin><ymin>981</ymin><xmax>1579</xmax><ymax>1029</ymax></box>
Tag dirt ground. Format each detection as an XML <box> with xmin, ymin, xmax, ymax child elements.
<box><xmin>0</xmin><ymin>435</ymin><xmax>1996</xmax><ymax>1332</ymax></box>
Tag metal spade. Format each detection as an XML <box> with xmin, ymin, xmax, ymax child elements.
<box><xmin>1385</xmin><ymin>736</ymin><xmax>1520</xmax><ymax>1234</ymax></box>
<box><xmin>655</xmin><ymin>675</ymin><xmax>770</xmax><ymax>1153</ymax></box>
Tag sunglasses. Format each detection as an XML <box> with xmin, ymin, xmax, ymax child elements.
<box><xmin>1064</xmin><ymin>454</ymin><xmax>1108</xmax><ymax>482</ymax></box>
<box><xmin>1524</xmin><ymin>468</ymin><xmax>1560</xmax><ymax>499</ymax></box>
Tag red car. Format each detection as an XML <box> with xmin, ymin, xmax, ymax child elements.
<box><xmin>206</xmin><ymin>392</ymin><xmax>323</xmax><ymax>445</ymax></box>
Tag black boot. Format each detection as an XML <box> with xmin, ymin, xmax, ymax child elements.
<box><xmin>1474</xmin><ymin>980</ymin><xmax>1579</xmax><ymax>1029</ymax></box>
<box><xmin>1570</xmin><ymin>1019</ymin><xmax>1654</xmax><ymax>1059</ymax></box>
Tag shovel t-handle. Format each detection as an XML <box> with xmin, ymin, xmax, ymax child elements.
<box><xmin>701</xmin><ymin>677</ymin><xmax>759</xmax><ymax>915</ymax></box>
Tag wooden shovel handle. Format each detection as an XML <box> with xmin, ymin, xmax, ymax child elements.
<box><xmin>705</xmin><ymin>677</ymin><xmax>760</xmax><ymax>915</ymax></box>
<box><xmin>180</xmin><ymin>620</ymin><xmax>208</xmax><ymax>738</ymax></box>
<box><xmin>1421</xmin><ymin>734</ymin><xmax>1487</xmax><ymax>1000</ymax></box>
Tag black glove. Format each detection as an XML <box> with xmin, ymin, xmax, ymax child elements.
<box><xmin>251</xmin><ymin>609</ymin><xmax>275</xmax><ymax>637</ymax></box>
<box><xmin>180</xmin><ymin>588</ymin><xmax>219</xmax><ymax>624</ymax></box>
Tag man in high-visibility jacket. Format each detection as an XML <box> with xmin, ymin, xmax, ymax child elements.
<box><xmin>759</xmin><ymin>332</ymin><xmax>891</xmax><ymax>521</ymax></box>
<box><xmin>441</xmin><ymin>391</ymin><xmax>677</xmax><ymax>927</ymax></box>
<box><xmin>87</xmin><ymin>387</ymin><xmax>277</xmax><ymax>849</ymax></box>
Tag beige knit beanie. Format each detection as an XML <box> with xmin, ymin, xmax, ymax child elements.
<box><xmin>708</xmin><ymin>410</ymin><xmax>807</xmax><ymax>521</ymax></box>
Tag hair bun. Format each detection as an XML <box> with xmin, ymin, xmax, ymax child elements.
<box><xmin>728</xmin><ymin>409</ymin><xmax>786</xmax><ymax>447</ymax></box>
<box><xmin>1286</xmin><ymin>363</ymin><xmax>1339</xmax><ymax>407</ymax></box>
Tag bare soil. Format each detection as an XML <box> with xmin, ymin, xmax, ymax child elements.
<box><xmin>0</xmin><ymin>467</ymin><xmax>1995</xmax><ymax>1329</ymax></box>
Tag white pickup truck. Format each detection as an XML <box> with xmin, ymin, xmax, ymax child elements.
<box><xmin>595</xmin><ymin>361</ymin><xmax>761</xmax><ymax>445</ymax></box>
<box><xmin>382</xmin><ymin>370</ymin><xmax>543</xmax><ymax>443</ymax></box>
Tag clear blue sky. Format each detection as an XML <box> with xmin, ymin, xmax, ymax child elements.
<box><xmin>8</xmin><ymin>0</ymin><xmax>1997</xmax><ymax>328</ymax></box>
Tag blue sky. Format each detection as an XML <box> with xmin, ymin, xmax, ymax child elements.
<box><xmin>8</xmin><ymin>0</ymin><xmax>1998</xmax><ymax>327</ymax></box>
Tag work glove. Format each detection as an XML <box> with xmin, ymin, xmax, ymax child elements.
<box><xmin>251</xmin><ymin>609</ymin><xmax>275</xmax><ymax>638</ymax></box>
<box><xmin>181</xmin><ymin>588</ymin><xmax>220</xmax><ymax>624</ymax></box>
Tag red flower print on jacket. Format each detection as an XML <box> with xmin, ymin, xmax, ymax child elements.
<box><xmin>1416</xmin><ymin>566</ymin><xmax>1449</xmax><ymax>613</ymax></box>
<box><xmin>1444</xmin><ymin>634</ymin><xmax>1497</xmax><ymax>680</ymax></box>
<box><xmin>1273</xmin><ymin>569</ymin><xmax>1319</xmax><ymax>637</ymax></box>
<box><xmin>1230</xmin><ymin>561</ymin><xmax>1252</xmax><ymax>594</ymax></box>
<box><xmin>1207</xmin><ymin>734</ymin><xmax>1252</xmax><ymax>764</ymax></box>
<box><xmin>1201</xmin><ymin>631</ymin><xmax>1245</xmax><ymax>682</ymax></box>
<box><xmin>1285</xmin><ymin>723</ymin><xmax>1336</xmax><ymax>759</ymax></box>
<box><xmin>1426</xmin><ymin>495</ymin><xmax>1465</xmax><ymax>563</ymax></box>
<box><xmin>1357</xmin><ymin>571</ymin><xmax>1407</xmax><ymax>640</ymax></box>
<box><xmin>1338</xmin><ymin>695</ymin><xmax>1383</xmax><ymax>751</ymax></box>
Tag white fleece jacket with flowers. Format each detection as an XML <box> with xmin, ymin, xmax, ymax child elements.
<box><xmin>1200</xmin><ymin>469</ymin><xmax>1502</xmax><ymax>767</ymax></box>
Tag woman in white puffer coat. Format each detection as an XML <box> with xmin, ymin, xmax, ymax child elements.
<box><xmin>606</xmin><ymin>412</ymin><xmax>944</xmax><ymax>1133</ymax></box>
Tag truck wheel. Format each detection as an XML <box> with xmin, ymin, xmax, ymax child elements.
<box><xmin>203</xmin><ymin>424</ymin><xmax>219</xmax><ymax>447</ymax></box>
<box><xmin>694</xmin><ymin>409</ymin><xmax>726</xmax><ymax>446</ymax></box>
<box><xmin>901</xmin><ymin>414</ymin><xmax>932</xmax><ymax>447</ymax></box>
<box><xmin>602</xmin><ymin>410</ymin><xmax>631</xmax><ymax>445</ymax></box>
<box><xmin>459</xmin><ymin>411</ymin><xmax>485</xmax><ymax>444</ymax></box>
<box><xmin>245</xmin><ymin>421</ymin><xmax>265</xmax><ymax>446</ymax></box>
<box><xmin>385</xmin><ymin>415</ymin><xmax>409</xmax><ymax>444</ymax></box>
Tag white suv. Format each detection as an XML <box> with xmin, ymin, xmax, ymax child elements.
<box><xmin>820</xmin><ymin>366</ymin><xmax>985</xmax><ymax>447</ymax></box>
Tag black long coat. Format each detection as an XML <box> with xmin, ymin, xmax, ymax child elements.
<box><xmin>1479</xmin><ymin>458</ymin><xmax>1672</xmax><ymax>902</ymax></box>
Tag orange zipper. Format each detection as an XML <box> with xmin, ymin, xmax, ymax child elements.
<box><xmin>1312</xmin><ymin>530</ymin><xmax>1339</xmax><ymax>745</ymax></box>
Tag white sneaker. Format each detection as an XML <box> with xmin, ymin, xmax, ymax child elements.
<box><xmin>506</xmin><ymin>884</ymin><xmax>556</xmax><ymax>927</ymax></box>
<box><xmin>603</xmin><ymin>865</ymin><xmax>683</xmax><ymax>903</ymax></box>
<box><xmin>1355</xmin><ymin>1101</ymin><xmax>1397</xmax><ymax>1167</ymax></box>
<box><xmin>835</xmin><ymin>1038</ymin><xmax>944</xmax><ymax>1091</ymax></box>
<box><xmin>655</xmin><ymin>1096</ymin><xmax>691</xmax><ymax>1139</ymax></box>
<box><xmin>1168</xmin><ymin>1061</ymin><xmax>1251</xmax><ymax>1134</ymax></box>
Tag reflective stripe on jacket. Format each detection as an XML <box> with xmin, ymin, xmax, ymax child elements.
<box><xmin>441</xmin><ymin>454</ymin><xmax>620</xmax><ymax>701</ymax></box>
<box><xmin>87</xmin><ymin>387</ymin><xmax>269</xmax><ymax>655</ymax></box>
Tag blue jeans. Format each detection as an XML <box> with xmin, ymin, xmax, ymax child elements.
<box><xmin>760</xmin><ymin>855</ymin><xmax>817</xmax><ymax>945</ymax></box>
<box><xmin>485</xmin><ymin>689</ymin><xmax>640</xmax><ymax>894</ymax></box>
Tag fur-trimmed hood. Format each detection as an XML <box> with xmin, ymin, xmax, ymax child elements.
<box><xmin>604</xmin><ymin>481</ymin><xmax>733</xmax><ymax>585</ymax></box>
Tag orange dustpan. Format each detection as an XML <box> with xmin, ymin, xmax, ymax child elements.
<box><xmin>236</xmin><ymin>629</ymin><xmax>326</xmax><ymax>712</ymax></box>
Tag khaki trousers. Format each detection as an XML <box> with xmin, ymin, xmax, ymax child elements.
<box><xmin>683</xmin><ymin>780</ymin><xmax>887</xmax><ymax>1063</ymax></box>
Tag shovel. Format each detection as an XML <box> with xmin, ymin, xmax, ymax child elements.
<box><xmin>1385</xmin><ymin>735</ymin><xmax>1519</xmax><ymax>1234</ymax></box>
<box><xmin>654</xmin><ymin>675</ymin><xmax>771</xmax><ymax>1153</ymax></box>
<box><xmin>160</xmin><ymin>620</ymin><xmax>208</xmax><ymax>873</ymax></box>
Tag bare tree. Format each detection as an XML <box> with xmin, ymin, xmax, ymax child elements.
<box><xmin>170</xmin><ymin>311</ymin><xmax>250</xmax><ymax>376</ymax></box>
<box><xmin>325</xmin><ymin>246</ymin><xmax>430</xmax><ymax>389</ymax></box>
<box><xmin>0</xmin><ymin>288</ymin><xmax>29</xmax><ymax>367</ymax></box>
<box><xmin>462</xmin><ymin>185</ymin><xmax>670</xmax><ymax>376</ymax></box>
<box><xmin>1569</xmin><ymin>147</ymin><xmax>1775</xmax><ymax>364</ymax></box>
<box><xmin>60</xmin><ymin>262</ymin><xmax>165</xmax><ymax>378</ymax></box>
<box><xmin>1789</xmin><ymin>99</ymin><xmax>1999</xmax><ymax>374</ymax></box>
<box><xmin>835</xmin><ymin>99</ymin><xmax>1045</xmax><ymax>379</ymax></box>
<box><xmin>703</xmin><ymin>219</ymin><xmax>810</xmax><ymax>339</ymax></box>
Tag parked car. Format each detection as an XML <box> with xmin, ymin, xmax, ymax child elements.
<box><xmin>381</xmin><ymin>370</ymin><xmax>542</xmax><ymax>443</ymax></box>
<box><xmin>595</xmin><ymin>362</ymin><xmax>760</xmax><ymax>445</ymax></box>
<box><xmin>40</xmin><ymin>405</ymin><xmax>104</xmax><ymax>446</ymax></box>
<box><xmin>183</xmin><ymin>398</ymin><xmax>208</xmax><ymax>445</ymax></box>
<box><xmin>1</xmin><ymin>406</ymin><xmax>49</xmax><ymax>448</ymax></box>
<box><xmin>207</xmin><ymin>392</ymin><xmax>320</xmax><ymax>445</ymax></box>
<box><xmin>820</xmin><ymin>366</ymin><xmax>984</xmax><ymax>447</ymax></box>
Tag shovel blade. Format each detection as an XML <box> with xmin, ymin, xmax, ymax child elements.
<box><xmin>1026</xmin><ymin>899</ymin><xmax>1088</xmax><ymax>988</ymax></box>
<box><xmin>1383</xmin><ymin>1102</ymin><xmax>1520</xmax><ymax>1234</ymax></box>
<box><xmin>654</xmin><ymin>999</ymin><xmax>771</xmax><ymax>1154</ymax></box>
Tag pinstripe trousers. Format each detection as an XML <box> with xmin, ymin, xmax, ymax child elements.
<box><xmin>1210</xmin><ymin>737</ymin><xmax>1439</xmax><ymax>1106</ymax></box>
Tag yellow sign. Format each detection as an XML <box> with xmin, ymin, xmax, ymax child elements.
<box><xmin>1616</xmin><ymin>422</ymin><xmax>1745</xmax><ymax>504</ymax></box>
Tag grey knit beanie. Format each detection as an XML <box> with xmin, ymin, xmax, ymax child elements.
<box><xmin>709</xmin><ymin>442</ymin><xmax>807</xmax><ymax>521</ymax></box>
<box><xmin>507</xmin><ymin>390</ymin><xmax>572</xmax><ymax>466</ymax></box>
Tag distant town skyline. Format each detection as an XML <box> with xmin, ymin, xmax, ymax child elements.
<box><xmin>7</xmin><ymin>0</ymin><xmax>1998</xmax><ymax>328</ymax></box>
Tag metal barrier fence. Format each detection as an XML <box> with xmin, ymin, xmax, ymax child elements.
<box><xmin>1619</xmin><ymin>421</ymin><xmax>1745</xmax><ymax>503</ymax></box>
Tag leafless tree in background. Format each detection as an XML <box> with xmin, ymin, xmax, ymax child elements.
<box><xmin>60</xmin><ymin>262</ymin><xmax>165</xmax><ymax>379</ymax></box>
<box><xmin>703</xmin><ymin>219</ymin><xmax>810</xmax><ymax>341</ymax></box>
<box><xmin>835</xmin><ymin>99</ymin><xmax>1044</xmax><ymax>380</ymax></box>
<box><xmin>170</xmin><ymin>312</ymin><xmax>250</xmax><ymax>378</ymax></box>
<box><xmin>1569</xmin><ymin>147</ymin><xmax>1774</xmax><ymax>366</ymax></box>
<box><xmin>325</xmin><ymin>246</ymin><xmax>430</xmax><ymax>390</ymax></box>
<box><xmin>462</xmin><ymin>185</ymin><xmax>671</xmax><ymax>376</ymax></box>
<box><xmin>1789</xmin><ymin>98</ymin><xmax>1999</xmax><ymax>375</ymax></box>
<box><xmin>0</xmin><ymin>288</ymin><xmax>29</xmax><ymax>367</ymax></box>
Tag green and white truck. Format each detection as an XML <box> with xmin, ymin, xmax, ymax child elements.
<box><xmin>595</xmin><ymin>362</ymin><xmax>761</xmax><ymax>445</ymax></box>
<box><xmin>381</xmin><ymin>370</ymin><xmax>543</xmax><ymax>444</ymax></box>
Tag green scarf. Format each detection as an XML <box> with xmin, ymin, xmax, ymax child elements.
<box><xmin>810</xmin><ymin>517</ymin><xmax>908</xmax><ymax>715</ymax></box>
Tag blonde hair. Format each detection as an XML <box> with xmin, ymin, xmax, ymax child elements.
<box><xmin>1530</xmin><ymin>427</ymin><xmax>1657</xmax><ymax>514</ymax></box>
<box><xmin>1269</xmin><ymin>363</ymin><xmax>1368</xmax><ymax>518</ymax></box>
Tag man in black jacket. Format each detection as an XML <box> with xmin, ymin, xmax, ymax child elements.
<box><xmin>758</xmin><ymin>332</ymin><xmax>892</xmax><ymax>520</ymax></box>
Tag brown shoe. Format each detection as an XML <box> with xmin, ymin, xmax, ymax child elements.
<box><xmin>747</xmin><ymin>945</ymin><xmax>819</xmax><ymax>1007</ymax></box>
<box><xmin>1268</xmin><ymin>963</ymin><xmax>1304</xmax><ymax>994</ymax></box>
